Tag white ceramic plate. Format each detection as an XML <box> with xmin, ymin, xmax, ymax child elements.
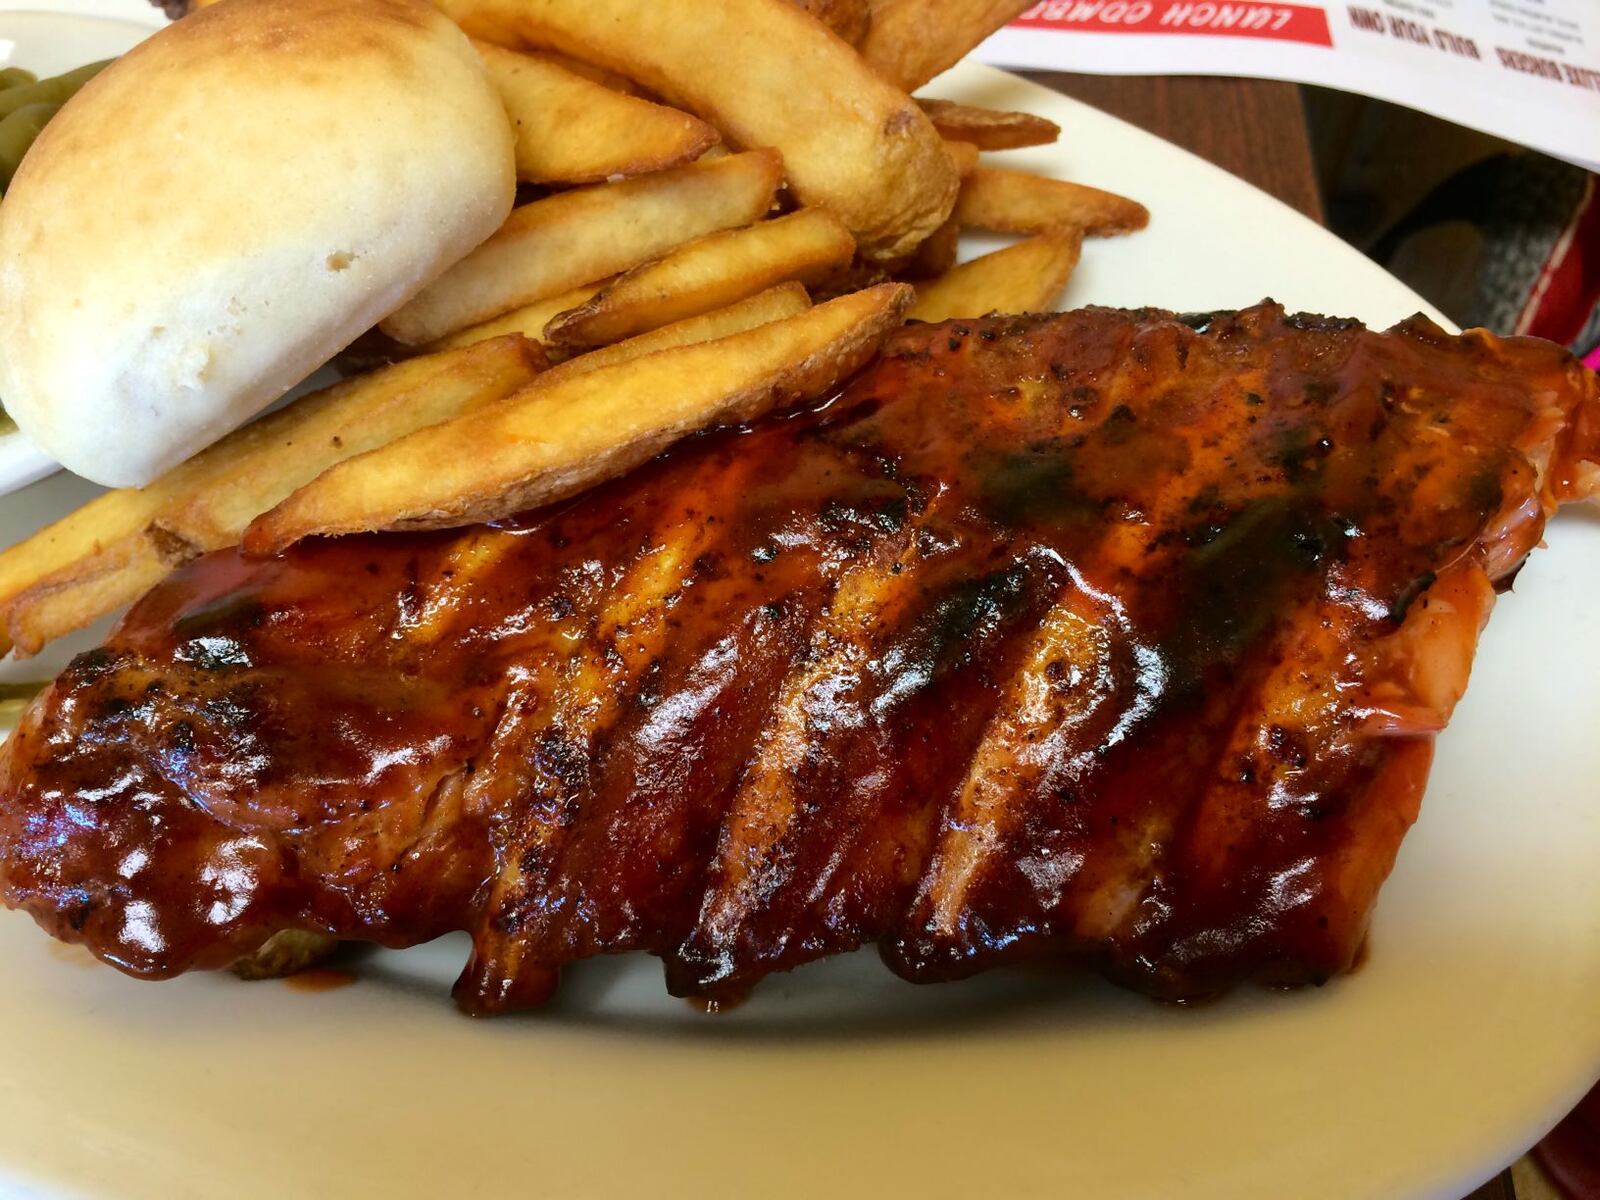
<box><xmin>1</xmin><ymin>6</ymin><xmax>1597</xmax><ymax>1199</ymax></box>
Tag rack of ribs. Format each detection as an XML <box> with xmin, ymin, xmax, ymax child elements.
<box><xmin>1</xmin><ymin>301</ymin><xmax>1594</xmax><ymax>1014</ymax></box>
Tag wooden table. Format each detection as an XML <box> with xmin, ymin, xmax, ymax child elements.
<box><xmin>1016</xmin><ymin>74</ymin><xmax>1552</xmax><ymax>1200</ymax></box>
<box><xmin>1023</xmin><ymin>73</ymin><xmax>1325</xmax><ymax>223</ymax></box>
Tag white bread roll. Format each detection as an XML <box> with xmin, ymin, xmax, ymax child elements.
<box><xmin>0</xmin><ymin>0</ymin><xmax>515</xmax><ymax>487</ymax></box>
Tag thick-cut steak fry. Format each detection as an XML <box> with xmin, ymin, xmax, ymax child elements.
<box><xmin>2</xmin><ymin>303</ymin><xmax>1595</xmax><ymax>1014</ymax></box>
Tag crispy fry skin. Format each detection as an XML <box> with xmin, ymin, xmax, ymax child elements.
<box><xmin>898</xmin><ymin>215</ymin><xmax>960</xmax><ymax>279</ymax></box>
<box><xmin>381</xmin><ymin>149</ymin><xmax>783</xmax><ymax>345</ymax></box>
<box><xmin>248</xmin><ymin>285</ymin><xmax>912</xmax><ymax>549</ymax></box>
<box><xmin>542</xmin><ymin>209</ymin><xmax>852</xmax><ymax>350</ymax></box>
<box><xmin>787</xmin><ymin>0</ymin><xmax>872</xmax><ymax>42</ymax></box>
<box><xmin>942</xmin><ymin>138</ymin><xmax>980</xmax><ymax>179</ymax></box>
<box><xmin>918</xmin><ymin>99</ymin><xmax>1060</xmax><ymax>150</ymax></box>
<box><xmin>537</xmin><ymin>283</ymin><xmax>811</xmax><ymax>385</ymax></box>
<box><xmin>0</xmin><ymin>489</ymin><xmax>169</xmax><ymax>658</ymax></box>
<box><xmin>0</xmin><ymin>338</ymin><xmax>544</xmax><ymax>655</ymax></box>
<box><xmin>859</xmin><ymin>0</ymin><xmax>1033</xmax><ymax>91</ymax></box>
<box><xmin>429</xmin><ymin>280</ymin><xmax>611</xmax><ymax>352</ymax></box>
<box><xmin>473</xmin><ymin>41</ymin><xmax>718</xmax><ymax>185</ymax></box>
<box><xmin>152</xmin><ymin>337</ymin><xmax>547</xmax><ymax>558</ymax></box>
<box><xmin>3</xmin><ymin>305</ymin><xmax>1594</xmax><ymax>1012</ymax></box>
<box><xmin>907</xmin><ymin>230</ymin><xmax>1082</xmax><ymax>320</ymax></box>
<box><xmin>1</xmin><ymin>547</ymin><xmax>168</xmax><ymax>660</ymax></box>
<box><xmin>435</xmin><ymin>0</ymin><xmax>957</xmax><ymax>260</ymax></box>
<box><xmin>955</xmin><ymin>167</ymin><xmax>1150</xmax><ymax>237</ymax></box>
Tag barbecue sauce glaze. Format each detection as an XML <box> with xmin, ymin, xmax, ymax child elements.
<box><xmin>2</xmin><ymin>303</ymin><xmax>1594</xmax><ymax>1013</ymax></box>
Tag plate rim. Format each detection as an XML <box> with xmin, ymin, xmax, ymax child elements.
<box><xmin>0</xmin><ymin>9</ymin><xmax>1590</xmax><ymax>1200</ymax></box>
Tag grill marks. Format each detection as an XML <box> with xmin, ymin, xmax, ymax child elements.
<box><xmin>3</xmin><ymin>304</ymin><xmax>1595</xmax><ymax>1011</ymax></box>
<box><xmin>460</xmin><ymin>454</ymin><xmax>765</xmax><ymax>1010</ymax></box>
<box><xmin>679</xmin><ymin>517</ymin><xmax>936</xmax><ymax>990</ymax></box>
<box><xmin>905</xmin><ymin>587</ymin><xmax>1120</xmax><ymax>961</ymax></box>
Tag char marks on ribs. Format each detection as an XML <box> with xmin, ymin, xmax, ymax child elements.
<box><xmin>2</xmin><ymin>303</ymin><xmax>1596</xmax><ymax>1013</ymax></box>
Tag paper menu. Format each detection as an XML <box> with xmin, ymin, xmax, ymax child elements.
<box><xmin>976</xmin><ymin>0</ymin><xmax>1598</xmax><ymax>171</ymax></box>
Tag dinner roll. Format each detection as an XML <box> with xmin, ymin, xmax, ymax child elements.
<box><xmin>0</xmin><ymin>0</ymin><xmax>515</xmax><ymax>487</ymax></box>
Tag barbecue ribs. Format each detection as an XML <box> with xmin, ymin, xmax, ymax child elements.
<box><xmin>2</xmin><ymin>302</ymin><xmax>1595</xmax><ymax>1014</ymax></box>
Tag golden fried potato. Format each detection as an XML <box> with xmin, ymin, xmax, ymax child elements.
<box><xmin>919</xmin><ymin>99</ymin><xmax>1060</xmax><ymax>150</ymax></box>
<box><xmin>0</xmin><ymin>338</ymin><xmax>544</xmax><ymax>656</ymax></box>
<box><xmin>543</xmin><ymin>208</ymin><xmax>853</xmax><ymax>350</ymax></box>
<box><xmin>434</xmin><ymin>0</ymin><xmax>956</xmax><ymax>261</ymax></box>
<box><xmin>380</xmin><ymin>149</ymin><xmax>783</xmax><ymax>345</ymax></box>
<box><xmin>955</xmin><ymin>167</ymin><xmax>1150</xmax><ymax>237</ymax></box>
<box><xmin>0</xmin><ymin>491</ymin><xmax>162</xmax><ymax>619</ymax></box>
<box><xmin>474</xmin><ymin>41</ymin><xmax>718</xmax><ymax>185</ymax></box>
<box><xmin>470</xmin><ymin>31</ymin><xmax>649</xmax><ymax>97</ymax></box>
<box><xmin>152</xmin><ymin>336</ymin><xmax>546</xmax><ymax>558</ymax></box>
<box><xmin>535</xmin><ymin>51</ymin><xmax>645</xmax><ymax>95</ymax></box>
<box><xmin>898</xmin><ymin>215</ymin><xmax>960</xmax><ymax>279</ymax></box>
<box><xmin>430</xmin><ymin>280</ymin><xmax>612</xmax><ymax>352</ymax></box>
<box><xmin>860</xmin><ymin>0</ymin><xmax>1032</xmax><ymax>92</ymax></box>
<box><xmin>246</xmin><ymin>284</ymin><xmax>913</xmax><ymax>551</ymax></box>
<box><xmin>788</xmin><ymin>0</ymin><xmax>872</xmax><ymax>43</ymax></box>
<box><xmin>0</xmin><ymin>482</ymin><xmax>179</xmax><ymax>657</ymax></box>
<box><xmin>538</xmin><ymin>282</ymin><xmax>811</xmax><ymax>386</ymax></box>
<box><xmin>908</xmin><ymin>231</ymin><xmax>1082</xmax><ymax>321</ymax></box>
<box><xmin>1</xmin><ymin>534</ymin><xmax>168</xmax><ymax>659</ymax></box>
<box><xmin>943</xmin><ymin>139</ymin><xmax>980</xmax><ymax>179</ymax></box>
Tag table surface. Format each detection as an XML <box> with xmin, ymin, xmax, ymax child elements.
<box><xmin>1020</xmin><ymin>72</ymin><xmax>1562</xmax><ymax>1200</ymax></box>
<box><xmin>1022</xmin><ymin>73</ymin><xmax>1325</xmax><ymax>224</ymax></box>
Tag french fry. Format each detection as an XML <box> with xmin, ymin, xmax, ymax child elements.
<box><xmin>955</xmin><ymin>167</ymin><xmax>1150</xmax><ymax>236</ymax></box>
<box><xmin>380</xmin><ymin>149</ymin><xmax>783</xmax><ymax>345</ymax></box>
<box><xmin>943</xmin><ymin>139</ymin><xmax>980</xmax><ymax>179</ymax></box>
<box><xmin>807</xmin><ymin>259</ymin><xmax>891</xmax><ymax>304</ymax></box>
<box><xmin>908</xmin><ymin>231</ymin><xmax>1082</xmax><ymax>321</ymax></box>
<box><xmin>435</xmin><ymin>0</ymin><xmax>526</xmax><ymax>49</ymax></box>
<box><xmin>899</xmin><ymin>215</ymin><xmax>960</xmax><ymax>280</ymax></box>
<box><xmin>455</xmin><ymin>19</ymin><xmax>648</xmax><ymax>96</ymax></box>
<box><xmin>538</xmin><ymin>282</ymin><xmax>811</xmax><ymax>386</ymax></box>
<box><xmin>0</xmin><ymin>337</ymin><xmax>545</xmax><ymax>656</ymax></box>
<box><xmin>543</xmin><ymin>208</ymin><xmax>854</xmax><ymax>350</ymax></box>
<box><xmin>0</xmin><ymin>459</ymin><xmax>206</xmax><ymax>656</ymax></box>
<box><xmin>3</xmin><ymin>550</ymin><xmax>169</xmax><ymax>659</ymax></box>
<box><xmin>431</xmin><ymin>280</ymin><xmax>611</xmax><ymax>352</ymax></box>
<box><xmin>788</xmin><ymin>0</ymin><xmax>872</xmax><ymax>43</ymax></box>
<box><xmin>246</xmin><ymin>284</ymin><xmax>913</xmax><ymax>551</ymax></box>
<box><xmin>0</xmin><ymin>489</ymin><xmax>166</xmax><ymax>621</ymax></box>
<box><xmin>536</xmin><ymin>50</ymin><xmax>643</xmax><ymax>94</ymax></box>
<box><xmin>152</xmin><ymin>336</ymin><xmax>547</xmax><ymax>558</ymax></box>
<box><xmin>919</xmin><ymin>99</ymin><xmax>1060</xmax><ymax>150</ymax></box>
<box><xmin>0</xmin><ymin>495</ymin><xmax>171</xmax><ymax>658</ymax></box>
<box><xmin>434</xmin><ymin>0</ymin><xmax>956</xmax><ymax>261</ymax></box>
<box><xmin>474</xmin><ymin>41</ymin><xmax>718</xmax><ymax>185</ymax></box>
<box><xmin>268</xmin><ymin>0</ymin><xmax>621</xmax><ymax>94</ymax></box>
<box><xmin>859</xmin><ymin>0</ymin><xmax>1033</xmax><ymax>91</ymax></box>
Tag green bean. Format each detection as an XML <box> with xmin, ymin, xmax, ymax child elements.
<box><xmin>0</xmin><ymin>60</ymin><xmax>108</xmax><ymax>123</ymax></box>
<box><xmin>0</xmin><ymin>102</ymin><xmax>60</xmax><ymax>194</ymax></box>
<box><xmin>0</xmin><ymin>68</ymin><xmax>38</xmax><ymax>91</ymax></box>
